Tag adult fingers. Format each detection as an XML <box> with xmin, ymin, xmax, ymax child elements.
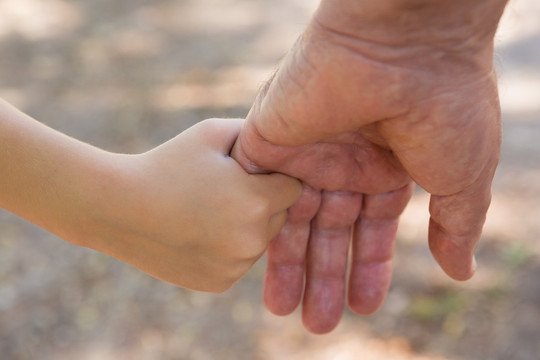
<box><xmin>263</xmin><ymin>186</ymin><xmax>321</xmax><ymax>315</ymax></box>
<box><xmin>302</xmin><ymin>191</ymin><xmax>363</xmax><ymax>334</ymax></box>
<box><xmin>348</xmin><ymin>183</ymin><xmax>415</xmax><ymax>315</ymax></box>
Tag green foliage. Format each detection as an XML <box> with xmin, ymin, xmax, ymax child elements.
<box><xmin>500</xmin><ymin>243</ymin><xmax>534</xmax><ymax>269</ymax></box>
<box><xmin>408</xmin><ymin>291</ymin><xmax>467</xmax><ymax>323</ymax></box>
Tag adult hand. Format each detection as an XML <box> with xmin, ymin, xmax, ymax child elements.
<box><xmin>232</xmin><ymin>0</ymin><xmax>507</xmax><ymax>333</ymax></box>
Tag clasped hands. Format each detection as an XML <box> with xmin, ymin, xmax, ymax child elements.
<box><xmin>0</xmin><ymin>0</ymin><xmax>507</xmax><ymax>337</ymax></box>
<box><xmin>231</xmin><ymin>0</ymin><xmax>505</xmax><ymax>334</ymax></box>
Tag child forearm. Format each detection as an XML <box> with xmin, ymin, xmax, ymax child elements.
<box><xmin>0</xmin><ymin>98</ymin><xmax>115</xmax><ymax>246</ymax></box>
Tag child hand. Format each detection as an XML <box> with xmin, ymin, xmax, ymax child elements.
<box><xmin>89</xmin><ymin>118</ymin><xmax>302</xmax><ymax>292</ymax></box>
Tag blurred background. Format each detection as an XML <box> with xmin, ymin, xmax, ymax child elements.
<box><xmin>0</xmin><ymin>0</ymin><xmax>539</xmax><ymax>359</ymax></box>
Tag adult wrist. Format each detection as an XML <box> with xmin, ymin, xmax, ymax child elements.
<box><xmin>313</xmin><ymin>0</ymin><xmax>509</xmax><ymax>60</ymax></box>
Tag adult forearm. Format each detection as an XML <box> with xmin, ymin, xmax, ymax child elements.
<box><xmin>314</xmin><ymin>0</ymin><xmax>509</xmax><ymax>66</ymax></box>
<box><xmin>316</xmin><ymin>0</ymin><xmax>509</xmax><ymax>43</ymax></box>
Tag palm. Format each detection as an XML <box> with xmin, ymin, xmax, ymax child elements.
<box><xmin>233</xmin><ymin>20</ymin><xmax>501</xmax><ymax>334</ymax></box>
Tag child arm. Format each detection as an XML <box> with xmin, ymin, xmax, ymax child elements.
<box><xmin>0</xmin><ymin>99</ymin><xmax>301</xmax><ymax>292</ymax></box>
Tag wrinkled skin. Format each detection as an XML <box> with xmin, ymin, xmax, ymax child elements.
<box><xmin>233</xmin><ymin>0</ymin><xmax>505</xmax><ymax>334</ymax></box>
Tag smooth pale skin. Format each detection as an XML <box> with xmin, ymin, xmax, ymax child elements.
<box><xmin>0</xmin><ymin>100</ymin><xmax>301</xmax><ymax>292</ymax></box>
<box><xmin>233</xmin><ymin>0</ymin><xmax>508</xmax><ymax>334</ymax></box>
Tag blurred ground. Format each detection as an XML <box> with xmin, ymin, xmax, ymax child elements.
<box><xmin>0</xmin><ymin>0</ymin><xmax>539</xmax><ymax>359</ymax></box>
